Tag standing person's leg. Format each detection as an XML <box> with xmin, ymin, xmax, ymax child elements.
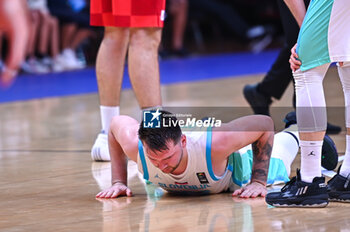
<box><xmin>47</xmin><ymin>15</ymin><xmax>67</xmax><ymax>72</ymax></box>
<box><xmin>243</xmin><ymin>0</ymin><xmax>304</xmax><ymax>115</ymax></box>
<box><xmin>70</xmin><ymin>29</ymin><xmax>92</xmax><ymax>50</ymax></box>
<box><xmin>258</xmin><ymin>0</ymin><xmax>302</xmax><ymax>101</ymax></box>
<box><xmin>169</xmin><ymin>0</ymin><xmax>188</xmax><ymax>54</ymax></box>
<box><xmin>37</xmin><ymin>13</ymin><xmax>61</xmax><ymax>58</ymax></box>
<box><xmin>128</xmin><ymin>28</ymin><xmax>162</xmax><ymax>109</ymax></box>
<box><xmin>294</xmin><ymin>64</ymin><xmax>330</xmax><ymax>183</ymax></box>
<box><xmin>59</xmin><ymin>23</ymin><xmax>86</xmax><ymax>70</ymax></box>
<box><xmin>48</xmin><ymin>16</ymin><xmax>60</xmax><ymax>58</ymax></box>
<box><xmin>37</xmin><ymin>13</ymin><xmax>60</xmax><ymax>58</ymax></box>
<box><xmin>90</xmin><ymin>0</ymin><xmax>165</xmax><ymax>160</ymax></box>
<box><xmin>328</xmin><ymin>62</ymin><xmax>350</xmax><ymax>201</ymax></box>
<box><xmin>338</xmin><ymin>62</ymin><xmax>350</xmax><ymax>177</ymax></box>
<box><xmin>91</xmin><ymin>27</ymin><xmax>130</xmax><ymax>161</ymax></box>
<box><xmin>26</xmin><ymin>11</ymin><xmax>40</xmax><ymax>59</ymax></box>
<box><xmin>0</xmin><ymin>32</ymin><xmax>2</xmax><ymax>66</ymax></box>
<box><xmin>265</xmin><ymin>64</ymin><xmax>330</xmax><ymax>208</ymax></box>
<box><xmin>244</xmin><ymin>45</ymin><xmax>292</xmax><ymax>115</ymax></box>
<box><xmin>21</xmin><ymin>11</ymin><xmax>48</xmax><ymax>75</ymax></box>
<box><xmin>37</xmin><ymin>12</ymin><xmax>51</xmax><ymax>57</ymax></box>
<box><xmin>61</xmin><ymin>24</ymin><xmax>77</xmax><ymax>51</ymax></box>
<box><xmin>33</xmin><ymin>12</ymin><xmax>58</xmax><ymax>73</ymax></box>
<box><xmin>64</xmin><ymin>11</ymin><xmax>92</xmax><ymax>50</ymax></box>
<box><xmin>266</xmin><ymin>0</ymin><xmax>350</xmax><ymax>207</ymax></box>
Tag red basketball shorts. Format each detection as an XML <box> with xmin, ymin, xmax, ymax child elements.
<box><xmin>90</xmin><ymin>0</ymin><xmax>166</xmax><ymax>28</ymax></box>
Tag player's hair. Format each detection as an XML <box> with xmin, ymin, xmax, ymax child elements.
<box><xmin>138</xmin><ymin>110</ymin><xmax>182</xmax><ymax>152</ymax></box>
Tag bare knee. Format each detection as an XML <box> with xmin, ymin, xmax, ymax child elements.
<box><xmin>129</xmin><ymin>28</ymin><xmax>162</xmax><ymax>51</ymax></box>
<box><xmin>103</xmin><ymin>27</ymin><xmax>129</xmax><ymax>45</ymax></box>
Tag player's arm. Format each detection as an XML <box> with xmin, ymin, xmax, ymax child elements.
<box><xmin>284</xmin><ymin>0</ymin><xmax>306</xmax><ymax>72</ymax></box>
<box><xmin>96</xmin><ymin>116</ymin><xmax>139</xmax><ymax>198</ymax></box>
<box><xmin>212</xmin><ymin>115</ymin><xmax>274</xmax><ymax>198</ymax></box>
<box><xmin>284</xmin><ymin>0</ymin><xmax>307</xmax><ymax>27</ymax></box>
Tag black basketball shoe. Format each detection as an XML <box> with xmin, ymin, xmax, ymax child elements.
<box><xmin>283</xmin><ymin>111</ymin><xmax>297</xmax><ymax>128</ymax></box>
<box><xmin>265</xmin><ymin>169</ymin><xmax>329</xmax><ymax>208</ymax></box>
<box><xmin>321</xmin><ymin>134</ymin><xmax>338</xmax><ymax>170</ymax></box>
<box><xmin>243</xmin><ymin>83</ymin><xmax>272</xmax><ymax>116</ymax></box>
<box><xmin>327</xmin><ymin>169</ymin><xmax>350</xmax><ymax>202</ymax></box>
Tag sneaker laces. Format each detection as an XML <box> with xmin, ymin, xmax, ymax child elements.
<box><xmin>281</xmin><ymin>176</ymin><xmax>297</xmax><ymax>192</ymax></box>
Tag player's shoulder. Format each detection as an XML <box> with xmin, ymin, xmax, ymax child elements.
<box><xmin>211</xmin><ymin>126</ymin><xmax>238</xmax><ymax>158</ymax></box>
<box><xmin>111</xmin><ymin>115</ymin><xmax>140</xmax><ymax>159</ymax></box>
<box><xmin>110</xmin><ymin>115</ymin><xmax>139</xmax><ymax>135</ymax></box>
<box><xmin>111</xmin><ymin>115</ymin><xmax>139</xmax><ymax>127</ymax></box>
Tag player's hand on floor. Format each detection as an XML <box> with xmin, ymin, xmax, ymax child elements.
<box><xmin>96</xmin><ymin>182</ymin><xmax>133</xmax><ymax>198</ymax></box>
<box><xmin>289</xmin><ymin>43</ymin><xmax>301</xmax><ymax>72</ymax></box>
<box><xmin>232</xmin><ymin>182</ymin><xmax>267</xmax><ymax>198</ymax></box>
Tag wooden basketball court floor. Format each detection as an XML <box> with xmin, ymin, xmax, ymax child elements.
<box><xmin>1</xmin><ymin>67</ymin><xmax>349</xmax><ymax>231</ymax></box>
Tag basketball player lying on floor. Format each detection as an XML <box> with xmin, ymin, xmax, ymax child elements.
<box><xmin>96</xmin><ymin>110</ymin><xmax>337</xmax><ymax>198</ymax></box>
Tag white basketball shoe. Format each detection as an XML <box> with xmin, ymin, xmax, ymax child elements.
<box><xmin>91</xmin><ymin>132</ymin><xmax>110</xmax><ymax>161</ymax></box>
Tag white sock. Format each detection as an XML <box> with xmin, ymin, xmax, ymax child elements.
<box><xmin>271</xmin><ymin>131</ymin><xmax>299</xmax><ymax>176</ymax></box>
<box><xmin>100</xmin><ymin>106</ymin><xmax>119</xmax><ymax>134</ymax></box>
<box><xmin>300</xmin><ymin>140</ymin><xmax>323</xmax><ymax>183</ymax></box>
<box><xmin>340</xmin><ymin>135</ymin><xmax>350</xmax><ymax>177</ymax></box>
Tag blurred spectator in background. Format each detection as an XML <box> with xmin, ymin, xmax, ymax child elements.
<box><xmin>22</xmin><ymin>0</ymin><xmax>70</xmax><ymax>74</ymax></box>
<box><xmin>0</xmin><ymin>0</ymin><xmax>29</xmax><ymax>87</ymax></box>
<box><xmin>22</xmin><ymin>3</ymin><xmax>46</xmax><ymax>74</ymax></box>
<box><xmin>0</xmin><ymin>32</ymin><xmax>3</xmax><ymax>71</ymax></box>
<box><xmin>189</xmin><ymin>0</ymin><xmax>272</xmax><ymax>53</ymax></box>
<box><xmin>47</xmin><ymin>0</ymin><xmax>94</xmax><ymax>70</ymax></box>
<box><xmin>161</xmin><ymin>0</ymin><xmax>273</xmax><ymax>57</ymax></box>
<box><xmin>161</xmin><ymin>0</ymin><xmax>189</xmax><ymax>57</ymax></box>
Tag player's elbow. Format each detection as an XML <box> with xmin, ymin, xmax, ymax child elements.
<box><xmin>253</xmin><ymin>115</ymin><xmax>274</xmax><ymax>136</ymax></box>
<box><xmin>261</xmin><ymin>115</ymin><xmax>274</xmax><ymax>132</ymax></box>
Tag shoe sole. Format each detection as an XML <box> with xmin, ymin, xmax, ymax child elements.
<box><xmin>268</xmin><ymin>202</ymin><xmax>328</xmax><ymax>208</ymax></box>
<box><xmin>328</xmin><ymin>191</ymin><xmax>350</xmax><ymax>202</ymax></box>
<box><xmin>266</xmin><ymin>194</ymin><xmax>329</xmax><ymax>208</ymax></box>
<box><xmin>329</xmin><ymin>198</ymin><xmax>350</xmax><ymax>202</ymax></box>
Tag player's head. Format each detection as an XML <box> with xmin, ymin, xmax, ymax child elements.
<box><xmin>139</xmin><ymin>110</ymin><xmax>182</xmax><ymax>151</ymax></box>
<box><xmin>139</xmin><ymin>110</ymin><xmax>186</xmax><ymax>173</ymax></box>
